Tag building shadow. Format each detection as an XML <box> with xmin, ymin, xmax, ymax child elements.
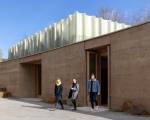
<box><xmin>6</xmin><ymin>97</ymin><xmax>150</xmax><ymax>120</ymax></box>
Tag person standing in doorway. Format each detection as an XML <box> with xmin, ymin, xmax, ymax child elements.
<box><xmin>88</xmin><ymin>73</ymin><xmax>100</xmax><ymax>111</ymax></box>
<box><xmin>68</xmin><ymin>79</ymin><xmax>79</xmax><ymax>110</ymax></box>
<box><xmin>55</xmin><ymin>78</ymin><xmax>64</xmax><ymax>109</ymax></box>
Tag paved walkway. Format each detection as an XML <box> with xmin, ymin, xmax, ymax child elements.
<box><xmin>0</xmin><ymin>98</ymin><xmax>149</xmax><ymax>120</ymax></box>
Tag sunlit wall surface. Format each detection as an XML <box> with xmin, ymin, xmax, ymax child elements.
<box><xmin>8</xmin><ymin>12</ymin><xmax>130</xmax><ymax>59</ymax></box>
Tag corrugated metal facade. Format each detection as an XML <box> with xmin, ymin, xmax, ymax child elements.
<box><xmin>8</xmin><ymin>12</ymin><xmax>130</xmax><ymax>59</ymax></box>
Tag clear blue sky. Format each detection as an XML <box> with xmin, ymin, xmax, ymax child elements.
<box><xmin>0</xmin><ymin>0</ymin><xmax>150</xmax><ymax>58</ymax></box>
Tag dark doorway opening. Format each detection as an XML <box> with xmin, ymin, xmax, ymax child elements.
<box><xmin>89</xmin><ymin>52</ymin><xmax>97</xmax><ymax>76</ymax></box>
<box><xmin>20</xmin><ymin>60</ymin><xmax>42</xmax><ymax>98</ymax></box>
<box><xmin>35</xmin><ymin>64</ymin><xmax>42</xmax><ymax>96</ymax></box>
<box><xmin>87</xmin><ymin>47</ymin><xmax>109</xmax><ymax>107</ymax></box>
<box><xmin>100</xmin><ymin>56</ymin><xmax>108</xmax><ymax>106</ymax></box>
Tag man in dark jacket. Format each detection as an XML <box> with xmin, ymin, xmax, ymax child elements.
<box><xmin>87</xmin><ymin>73</ymin><xmax>100</xmax><ymax>111</ymax></box>
<box><xmin>55</xmin><ymin>78</ymin><xmax>64</xmax><ymax>109</ymax></box>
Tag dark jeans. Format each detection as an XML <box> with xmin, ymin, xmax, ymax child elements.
<box><xmin>56</xmin><ymin>100</ymin><xmax>64</xmax><ymax>109</ymax></box>
<box><xmin>71</xmin><ymin>99</ymin><xmax>77</xmax><ymax>110</ymax></box>
<box><xmin>90</xmin><ymin>92</ymin><xmax>98</xmax><ymax>109</ymax></box>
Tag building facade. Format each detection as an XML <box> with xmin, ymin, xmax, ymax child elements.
<box><xmin>0</xmin><ymin>14</ymin><xmax>150</xmax><ymax>113</ymax></box>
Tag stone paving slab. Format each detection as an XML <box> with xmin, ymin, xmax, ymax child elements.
<box><xmin>0</xmin><ymin>98</ymin><xmax>150</xmax><ymax>120</ymax></box>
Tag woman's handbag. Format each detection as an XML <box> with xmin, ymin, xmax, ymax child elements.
<box><xmin>68</xmin><ymin>89</ymin><xmax>72</xmax><ymax>99</ymax></box>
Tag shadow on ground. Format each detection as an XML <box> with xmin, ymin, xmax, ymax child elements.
<box><xmin>6</xmin><ymin>97</ymin><xmax>150</xmax><ymax>120</ymax></box>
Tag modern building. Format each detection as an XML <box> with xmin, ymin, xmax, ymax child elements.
<box><xmin>8</xmin><ymin>12</ymin><xmax>129</xmax><ymax>59</ymax></box>
<box><xmin>0</xmin><ymin>12</ymin><xmax>150</xmax><ymax>113</ymax></box>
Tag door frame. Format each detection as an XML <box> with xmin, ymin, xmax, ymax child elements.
<box><xmin>35</xmin><ymin>64</ymin><xmax>42</xmax><ymax>97</ymax></box>
<box><xmin>86</xmin><ymin>46</ymin><xmax>111</xmax><ymax>108</ymax></box>
<box><xmin>86</xmin><ymin>51</ymin><xmax>98</xmax><ymax>80</ymax></box>
<box><xmin>86</xmin><ymin>51</ymin><xmax>98</xmax><ymax>105</ymax></box>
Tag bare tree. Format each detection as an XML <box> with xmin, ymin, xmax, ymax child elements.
<box><xmin>98</xmin><ymin>7</ymin><xmax>150</xmax><ymax>25</ymax></box>
<box><xmin>131</xmin><ymin>8</ymin><xmax>150</xmax><ymax>25</ymax></box>
<box><xmin>98</xmin><ymin>7</ymin><xmax>126</xmax><ymax>23</ymax></box>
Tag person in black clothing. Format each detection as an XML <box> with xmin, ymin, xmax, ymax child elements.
<box><xmin>55</xmin><ymin>78</ymin><xmax>64</xmax><ymax>109</ymax></box>
<box><xmin>68</xmin><ymin>79</ymin><xmax>79</xmax><ymax>110</ymax></box>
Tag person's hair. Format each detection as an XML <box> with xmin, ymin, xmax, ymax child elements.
<box><xmin>73</xmin><ymin>78</ymin><xmax>77</xmax><ymax>83</ymax></box>
<box><xmin>57</xmin><ymin>78</ymin><xmax>61</xmax><ymax>80</ymax></box>
<box><xmin>91</xmin><ymin>73</ymin><xmax>95</xmax><ymax>77</ymax></box>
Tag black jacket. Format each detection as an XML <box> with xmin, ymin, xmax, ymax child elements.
<box><xmin>55</xmin><ymin>84</ymin><xmax>63</xmax><ymax>100</ymax></box>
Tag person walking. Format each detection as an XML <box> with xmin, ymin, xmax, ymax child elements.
<box><xmin>55</xmin><ymin>78</ymin><xmax>64</xmax><ymax>109</ymax></box>
<box><xmin>68</xmin><ymin>79</ymin><xmax>79</xmax><ymax>110</ymax></box>
<box><xmin>87</xmin><ymin>73</ymin><xmax>100</xmax><ymax>111</ymax></box>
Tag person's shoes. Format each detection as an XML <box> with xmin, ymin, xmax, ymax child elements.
<box><xmin>90</xmin><ymin>108</ymin><xmax>94</xmax><ymax>112</ymax></box>
<box><xmin>94</xmin><ymin>106</ymin><xmax>99</xmax><ymax>112</ymax></box>
<box><xmin>48</xmin><ymin>108</ymin><xmax>55</xmax><ymax>111</ymax></box>
<box><xmin>55</xmin><ymin>104</ymin><xmax>59</xmax><ymax>109</ymax></box>
<box><xmin>71</xmin><ymin>108</ymin><xmax>77</xmax><ymax>111</ymax></box>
